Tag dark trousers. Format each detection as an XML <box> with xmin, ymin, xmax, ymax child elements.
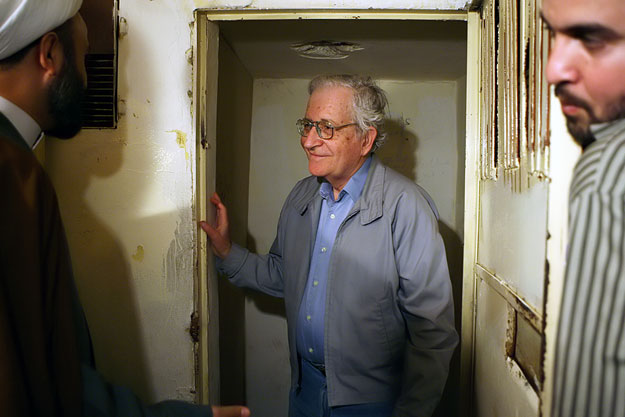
<box><xmin>289</xmin><ymin>359</ymin><xmax>394</xmax><ymax>417</ymax></box>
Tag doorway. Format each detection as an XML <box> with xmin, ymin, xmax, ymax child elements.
<box><xmin>195</xmin><ymin>13</ymin><xmax>468</xmax><ymax>417</ymax></box>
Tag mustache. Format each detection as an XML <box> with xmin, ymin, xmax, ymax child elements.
<box><xmin>554</xmin><ymin>84</ymin><xmax>593</xmax><ymax>114</ymax></box>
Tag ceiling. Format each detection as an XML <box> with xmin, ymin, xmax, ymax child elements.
<box><xmin>217</xmin><ymin>19</ymin><xmax>468</xmax><ymax>81</ymax></box>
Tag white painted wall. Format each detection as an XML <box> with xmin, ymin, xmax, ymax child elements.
<box><xmin>377</xmin><ymin>80</ymin><xmax>463</xmax><ymax>229</ymax></box>
<box><xmin>45</xmin><ymin>0</ymin><xmax>198</xmax><ymax>404</ymax></box>
<box><xmin>478</xmin><ymin>179</ymin><xmax>549</xmax><ymax>312</ymax></box>
<box><xmin>244</xmin><ymin>79</ymin><xmax>309</xmax><ymax>417</ymax></box>
<box><xmin>242</xmin><ymin>77</ymin><xmax>465</xmax><ymax>417</ymax></box>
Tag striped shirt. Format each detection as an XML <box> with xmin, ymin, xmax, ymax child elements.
<box><xmin>552</xmin><ymin>117</ymin><xmax>625</xmax><ymax>417</ymax></box>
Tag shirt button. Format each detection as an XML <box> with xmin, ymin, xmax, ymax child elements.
<box><xmin>321</xmin><ymin>247</ymin><xmax>327</xmax><ymax>253</ymax></box>
<box><xmin>306</xmin><ymin>315</ymin><xmax>311</xmax><ymax>321</ymax></box>
<box><xmin>308</xmin><ymin>348</ymin><xmax>314</xmax><ymax>353</ymax></box>
<box><xmin>330</xmin><ymin>214</ymin><xmax>336</xmax><ymax>219</ymax></box>
<box><xmin>313</xmin><ymin>280</ymin><xmax>319</xmax><ymax>286</ymax></box>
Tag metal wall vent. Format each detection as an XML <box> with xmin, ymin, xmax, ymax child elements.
<box><xmin>82</xmin><ymin>53</ymin><xmax>117</xmax><ymax>128</ymax></box>
<box><xmin>290</xmin><ymin>41</ymin><xmax>364</xmax><ymax>59</ymax></box>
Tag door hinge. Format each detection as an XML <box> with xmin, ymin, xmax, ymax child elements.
<box><xmin>189</xmin><ymin>311</ymin><xmax>200</xmax><ymax>343</ymax></box>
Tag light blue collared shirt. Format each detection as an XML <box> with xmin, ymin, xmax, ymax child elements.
<box><xmin>296</xmin><ymin>156</ymin><xmax>372</xmax><ymax>364</ymax></box>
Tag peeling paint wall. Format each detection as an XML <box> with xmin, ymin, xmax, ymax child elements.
<box><xmin>45</xmin><ymin>0</ymin><xmax>198</xmax><ymax>404</ymax></box>
<box><xmin>474</xmin><ymin>281</ymin><xmax>539</xmax><ymax>415</ymax></box>
<box><xmin>473</xmin><ymin>131</ymin><xmax>549</xmax><ymax>417</ymax></box>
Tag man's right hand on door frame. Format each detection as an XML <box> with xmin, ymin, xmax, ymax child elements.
<box><xmin>200</xmin><ymin>192</ymin><xmax>232</xmax><ymax>259</ymax></box>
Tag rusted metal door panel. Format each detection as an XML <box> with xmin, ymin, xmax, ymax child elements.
<box><xmin>464</xmin><ymin>0</ymin><xmax>551</xmax><ymax>415</ymax></box>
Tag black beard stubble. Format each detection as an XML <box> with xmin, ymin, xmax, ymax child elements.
<box><xmin>556</xmin><ymin>84</ymin><xmax>625</xmax><ymax>149</ymax></box>
<box><xmin>46</xmin><ymin>57</ymin><xmax>85</xmax><ymax>139</ymax></box>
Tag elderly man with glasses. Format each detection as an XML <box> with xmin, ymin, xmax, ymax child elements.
<box><xmin>201</xmin><ymin>74</ymin><xmax>457</xmax><ymax>417</ymax></box>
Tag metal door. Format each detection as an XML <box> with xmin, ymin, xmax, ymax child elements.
<box><xmin>461</xmin><ymin>0</ymin><xmax>552</xmax><ymax>415</ymax></box>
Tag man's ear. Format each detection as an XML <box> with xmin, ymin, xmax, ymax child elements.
<box><xmin>37</xmin><ymin>32</ymin><xmax>65</xmax><ymax>82</ymax></box>
<box><xmin>361</xmin><ymin>126</ymin><xmax>377</xmax><ymax>155</ymax></box>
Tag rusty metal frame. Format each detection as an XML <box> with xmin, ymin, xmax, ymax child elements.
<box><xmin>499</xmin><ymin>0</ymin><xmax>521</xmax><ymax>192</ymax></box>
<box><xmin>475</xmin><ymin>263</ymin><xmax>542</xmax><ymax>332</ymax></box>
<box><xmin>525</xmin><ymin>0</ymin><xmax>551</xmax><ymax>181</ymax></box>
<box><xmin>481</xmin><ymin>0</ymin><xmax>550</xmax><ymax>190</ymax></box>
<box><xmin>479</xmin><ymin>0</ymin><xmax>498</xmax><ymax>181</ymax></box>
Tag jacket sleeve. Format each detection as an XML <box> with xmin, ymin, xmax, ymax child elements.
<box><xmin>82</xmin><ymin>365</ymin><xmax>213</xmax><ymax>417</ymax></box>
<box><xmin>215</xmin><ymin>201</ymin><xmax>289</xmax><ymax>298</ymax></box>
<box><xmin>216</xmin><ymin>239</ymin><xmax>285</xmax><ymax>298</ymax></box>
<box><xmin>391</xmin><ymin>191</ymin><xmax>458</xmax><ymax>417</ymax></box>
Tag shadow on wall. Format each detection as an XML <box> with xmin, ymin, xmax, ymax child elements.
<box><xmin>217</xmin><ymin>268</ymin><xmax>248</xmax><ymax>405</ymax></box>
<box><xmin>45</xmin><ymin>129</ymin><xmax>153</xmax><ymax>401</ymax></box>
<box><xmin>434</xmin><ymin>221</ymin><xmax>463</xmax><ymax>417</ymax></box>
<box><xmin>376</xmin><ymin>116</ymin><xmax>419</xmax><ymax>182</ymax></box>
<box><xmin>42</xmin><ymin>9</ymin><xmax>163</xmax><ymax>401</ymax></box>
<box><xmin>244</xmin><ymin>235</ymin><xmax>287</xmax><ymax>319</ymax></box>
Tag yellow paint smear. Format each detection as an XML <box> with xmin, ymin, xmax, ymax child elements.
<box><xmin>167</xmin><ymin>129</ymin><xmax>189</xmax><ymax>160</ymax></box>
<box><xmin>132</xmin><ymin>245</ymin><xmax>145</xmax><ymax>262</ymax></box>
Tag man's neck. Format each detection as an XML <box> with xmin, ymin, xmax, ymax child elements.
<box><xmin>329</xmin><ymin>155</ymin><xmax>372</xmax><ymax>201</ymax></box>
<box><xmin>589</xmin><ymin>117</ymin><xmax>625</xmax><ymax>145</ymax></box>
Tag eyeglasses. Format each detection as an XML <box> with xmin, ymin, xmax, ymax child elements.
<box><xmin>296</xmin><ymin>118</ymin><xmax>357</xmax><ymax>140</ymax></box>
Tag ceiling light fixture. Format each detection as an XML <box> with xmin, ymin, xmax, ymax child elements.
<box><xmin>290</xmin><ymin>40</ymin><xmax>364</xmax><ymax>60</ymax></box>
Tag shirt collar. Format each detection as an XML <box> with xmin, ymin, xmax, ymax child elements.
<box><xmin>319</xmin><ymin>155</ymin><xmax>372</xmax><ymax>203</ymax></box>
<box><xmin>590</xmin><ymin>117</ymin><xmax>625</xmax><ymax>144</ymax></box>
<box><xmin>0</xmin><ymin>95</ymin><xmax>42</xmax><ymax>148</ymax></box>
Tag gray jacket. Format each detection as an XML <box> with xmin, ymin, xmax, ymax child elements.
<box><xmin>218</xmin><ymin>155</ymin><xmax>458</xmax><ymax>417</ymax></box>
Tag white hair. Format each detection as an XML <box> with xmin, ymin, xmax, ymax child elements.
<box><xmin>308</xmin><ymin>74</ymin><xmax>389</xmax><ymax>152</ymax></box>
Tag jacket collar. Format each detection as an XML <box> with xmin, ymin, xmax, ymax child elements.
<box><xmin>292</xmin><ymin>154</ymin><xmax>386</xmax><ymax>225</ymax></box>
<box><xmin>354</xmin><ymin>154</ymin><xmax>384</xmax><ymax>225</ymax></box>
<box><xmin>293</xmin><ymin>176</ymin><xmax>322</xmax><ymax>215</ymax></box>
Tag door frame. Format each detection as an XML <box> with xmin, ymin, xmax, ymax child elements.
<box><xmin>461</xmin><ymin>10</ymin><xmax>481</xmax><ymax>416</ymax></box>
<box><xmin>193</xmin><ymin>9</ymin><xmax>481</xmax><ymax>409</ymax></box>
